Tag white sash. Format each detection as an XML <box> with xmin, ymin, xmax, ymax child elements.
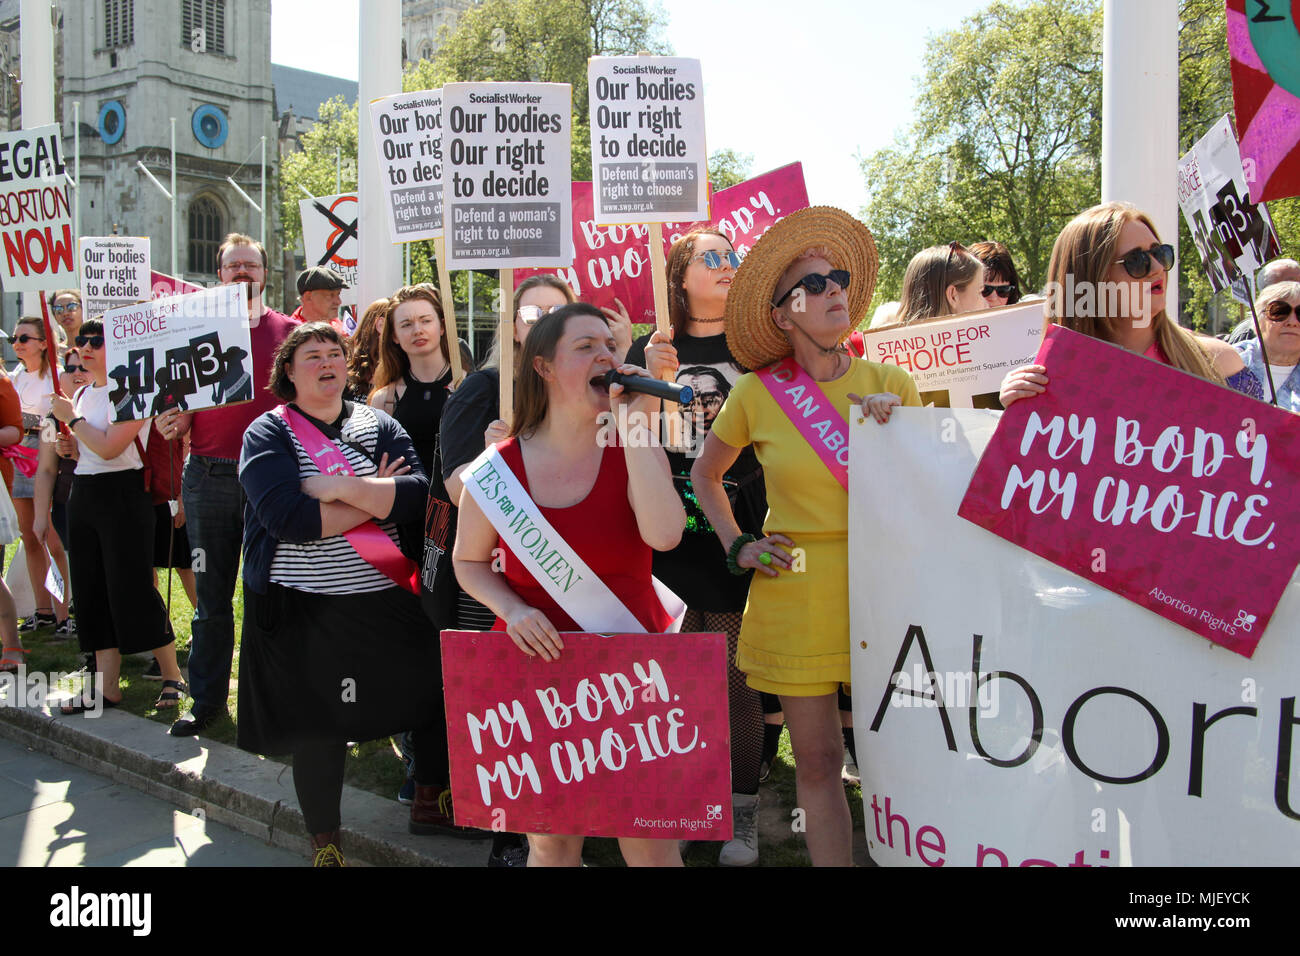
<box><xmin>463</xmin><ymin>445</ymin><xmax>684</xmax><ymax>633</ymax></box>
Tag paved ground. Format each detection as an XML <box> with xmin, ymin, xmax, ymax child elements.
<box><xmin>0</xmin><ymin>737</ymin><xmax>302</xmax><ymax>867</ymax></box>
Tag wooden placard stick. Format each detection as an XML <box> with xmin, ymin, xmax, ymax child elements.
<box><xmin>648</xmin><ymin>221</ymin><xmax>684</xmax><ymax>447</ymax></box>
<box><xmin>499</xmin><ymin>267</ymin><xmax>514</xmax><ymax>428</ymax></box>
<box><xmin>432</xmin><ymin>235</ymin><xmax>464</xmax><ymax>385</ymax></box>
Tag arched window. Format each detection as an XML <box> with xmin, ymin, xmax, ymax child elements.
<box><xmin>187</xmin><ymin>196</ymin><xmax>223</xmax><ymax>275</ymax></box>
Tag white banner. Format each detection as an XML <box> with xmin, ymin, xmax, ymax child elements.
<box><xmin>369</xmin><ymin>90</ymin><xmax>444</xmax><ymax>243</ymax></box>
<box><xmin>849</xmin><ymin>408</ymin><xmax>1300</xmax><ymax>866</ymax></box>
<box><xmin>588</xmin><ymin>56</ymin><xmax>708</xmax><ymax>224</ymax></box>
<box><xmin>441</xmin><ymin>82</ymin><xmax>574</xmax><ymax>269</ymax></box>
<box><xmin>298</xmin><ymin>192</ymin><xmax>358</xmax><ymax>308</ymax></box>
<box><xmin>78</xmin><ymin>236</ymin><xmax>150</xmax><ymax>317</ymax></box>
<box><xmin>0</xmin><ymin>124</ymin><xmax>75</xmax><ymax>292</ymax></box>
<box><xmin>1177</xmin><ymin>114</ymin><xmax>1281</xmax><ymax>305</ymax></box>
<box><xmin>862</xmin><ymin>301</ymin><xmax>1044</xmax><ymax>409</ymax></box>
<box><xmin>101</xmin><ymin>285</ymin><xmax>252</xmax><ymax>422</ymax></box>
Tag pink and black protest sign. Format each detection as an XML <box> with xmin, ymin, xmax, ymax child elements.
<box><xmin>515</xmin><ymin>163</ymin><xmax>809</xmax><ymax>323</ymax></box>
<box><xmin>442</xmin><ymin>630</ymin><xmax>732</xmax><ymax>839</ymax></box>
<box><xmin>959</xmin><ymin>325</ymin><xmax>1300</xmax><ymax>657</ymax></box>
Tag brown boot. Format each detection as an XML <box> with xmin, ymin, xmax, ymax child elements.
<box><xmin>310</xmin><ymin>830</ymin><xmax>346</xmax><ymax>867</ymax></box>
<box><xmin>410</xmin><ymin>785</ymin><xmax>484</xmax><ymax>839</ymax></box>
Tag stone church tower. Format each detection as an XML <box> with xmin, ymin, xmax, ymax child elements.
<box><xmin>59</xmin><ymin>0</ymin><xmax>280</xmax><ymax>293</ymax></box>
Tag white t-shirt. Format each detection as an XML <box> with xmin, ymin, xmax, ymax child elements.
<box><xmin>72</xmin><ymin>383</ymin><xmax>147</xmax><ymax>475</ymax></box>
<box><xmin>10</xmin><ymin>365</ymin><xmax>52</xmax><ymax>421</ymax></box>
<box><xmin>1266</xmin><ymin>364</ymin><xmax>1297</xmax><ymax>390</ymax></box>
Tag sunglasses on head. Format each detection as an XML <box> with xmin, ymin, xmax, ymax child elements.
<box><xmin>1265</xmin><ymin>301</ymin><xmax>1300</xmax><ymax>323</ymax></box>
<box><xmin>12</xmin><ymin>333</ymin><xmax>44</xmax><ymax>344</ymax></box>
<box><xmin>982</xmin><ymin>283</ymin><xmax>1015</xmax><ymax>298</ymax></box>
<box><xmin>772</xmin><ymin>269</ymin><xmax>851</xmax><ymax>307</ymax></box>
<box><xmin>75</xmin><ymin>335</ymin><xmax>105</xmax><ymax>348</ymax></box>
<box><xmin>1114</xmin><ymin>243</ymin><xmax>1175</xmax><ymax>279</ymax></box>
<box><xmin>51</xmin><ymin>302</ymin><xmax>80</xmax><ymax>314</ymax></box>
<box><xmin>517</xmin><ymin>304</ymin><xmax>564</xmax><ymax>324</ymax></box>
<box><xmin>690</xmin><ymin>250</ymin><xmax>742</xmax><ymax>271</ymax></box>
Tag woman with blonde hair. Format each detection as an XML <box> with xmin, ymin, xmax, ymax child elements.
<box><xmin>899</xmin><ymin>241</ymin><xmax>989</xmax><ymax>323</ymax></box>
<box><xmin>1001</xmin><ymin>202</ymin><xmax>1261</xmax><ymax>405</ymax></box>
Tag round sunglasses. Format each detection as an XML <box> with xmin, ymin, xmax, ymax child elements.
<box><xmin>517</xmin><ymin>303</ymin><xmax>564</xmax><ymax>325</ymax></box>
<box><xmin>1265</xmin><ymin>301</ymin><xmax>1300</xmax><ymax>323</ymax></box>
<box><xmin>1114</xmin><ymin>243</ymin><xmax>1175</xmax><ymax>279</ymax></box>
<box><xmin>772</xmin><ymin>269</ymin><xmax>851</xmax><ymax>308</ymax></box>
<box><xmin>690</xmin><ymin>250</ymin><xmax>742</xmax><ymax>271</ymax></box>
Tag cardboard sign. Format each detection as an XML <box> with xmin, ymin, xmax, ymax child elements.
<box><xmin>863</xmin><ymin>301</ymin><xmax>1045</xmax><ymax>408</ymax></box>
<box><xmin>0</xmin><ymin>125</ymin><xmax>75</xmax><ymax>292</ymax></box>
<box><xmin>298</xmin><ymin>192</ymin><xmax>358</xmax><ymax>307</ymax></box>
<box><xmin>442</xmin><ymin>630</ymin><xmax>732</xmax><ymax>839</ymax></box>
<box><xmin>588</xmin><ymin>56</ymin><xmax>708</xmax><ymax>224</ymax></box>
<box><xmin>850</xmin><ymin>407</ymin><xmax>1300</xmax><ymax>866</ymax></box>
<box><xmin>101</xmin><ymin>284</ymin><xmax>252</xmax><ymax>422</ymax></box>
<box><xmin>516</xmin><ymin>163</ymin><xmax>809</xmax><ymax>323</ymax></box>
<box><xmin>1177</xmin><ymin>115</ymin><xmax>1281</xmax><ymax>304</ymax></box>
<box><xmin>440</xmin><ymin>83</ymin><xmax>574</xmax><ymax>269</ymax></box>
<box><xmin>79</xmin><ymin>236</ymin><xmax>150</xmax><ymax>316</ymax></box>
<box><xmin>369</xmin><ymin>90</ymin><xmax>444</xmax><ymax>242</ymax></box>
<box><xmin>957</xmin><ymin>325</ymin><xmax>1300</xmax><ymax>656</ymax></box>
<box><xmin>1227</xmin><ymin>0</ymin><xmax>1300</xmax><ymax>203</ymax></box>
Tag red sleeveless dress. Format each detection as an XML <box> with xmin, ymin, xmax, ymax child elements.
<box><xmin>491</xmin><ymin>438</ymin><xmax>673</xmax><ymax>633</ymax></box>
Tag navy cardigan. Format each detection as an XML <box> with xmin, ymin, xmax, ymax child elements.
<box><xmin>238</xmin><ymin>402</ymin><xmax>429</xmax><ymax>594</ymax></box>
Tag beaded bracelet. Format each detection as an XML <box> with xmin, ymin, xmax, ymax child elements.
<box><xmin>726</xmin><ymin>533</ymin><xmax>757</xmax><ymax>576</ymax></box>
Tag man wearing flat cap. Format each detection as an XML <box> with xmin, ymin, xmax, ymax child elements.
<box><xmin>293</xmin><ymin>266</ymin><xmax>349</xmax><ymax>335</ymax></box>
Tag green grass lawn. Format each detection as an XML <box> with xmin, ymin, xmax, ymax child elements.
<box><xmin>3</xmin><ymin>541</ymin><xmax>867</xmax><ymax>866</ymax></box>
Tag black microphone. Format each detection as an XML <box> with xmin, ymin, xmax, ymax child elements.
<box><xmin>603</xmin><ymin>369</ymin><xmax>694</xmax><ymax>404</ymax></box>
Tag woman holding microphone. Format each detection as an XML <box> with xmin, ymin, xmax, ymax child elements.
<box><xmin>453</xmin><ymin>303</ymin><xmax>686</xmax><ymax>867</ymax></box>
<box><xmin>691</xmin><ymin>207</ymin><xmax>921</xmax><ymax>866</ymax></box>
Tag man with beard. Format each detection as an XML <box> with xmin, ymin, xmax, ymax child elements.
<box><xmin>155</xmin><ymin>234</ymin><xmax>299</xmax><ymax>737</ymax></box>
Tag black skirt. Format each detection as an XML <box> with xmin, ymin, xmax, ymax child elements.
<box><xmin>152</xmin><ymin>503</ymin><xmax>192</xmax><ymax>569</ymax></box>
<box><xmin>236</xmin><ymin>582</ymin><xmax>442</xmax><ymax>756</ymax></box>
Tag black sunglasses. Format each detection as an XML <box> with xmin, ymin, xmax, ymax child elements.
<box><xmin>75</xmin><ymin>335</ymin><xmax>105</xmax><ymax>348</ymax></box>
<box><xmin>1265</xmin><ymin>301</ymin><xmax>1299</xmax><ymax>323</ymax></box>
<box><xmin>63</xmin><ymin>363</ymin><xmax>85</xmax><ymax>374</ymax></box>
<box><xmin>12</xmin><ymin>333</ymin><xmax>44</xmax><ymax>344</ymax></box>
<box><xmin>772</xmin><ymin>270</ymin><xmax>851</xmax><ymax>307</ymax></box>
<box><xmin>982</xmin><ymin>283</ymin><xmax>1015</xmax><ymax>298</ymax></box>
<box><xmin>1114</xmin><ymin>243</ymin><xmax>1175</xmax><ymax>279</ymax></box>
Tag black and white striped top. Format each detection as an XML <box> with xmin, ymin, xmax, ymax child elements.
<box><xmin>268</xmin><ymin>403</ymin><xmax>402</xmax><ymax>594</ymax></box>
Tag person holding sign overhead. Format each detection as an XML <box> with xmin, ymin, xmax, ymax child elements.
<box><xmin>453</xmin><ymin>303</ymin><xmax>687</xmax><ymax>867</ymax></box>
<box><xmin>1000</xmin><ymin>203</ymin><xmax>1263</xmax><ymax>407</ymax></box>
<box><xmin>690</xmin><ymin>207</ymin><xmax>921</xmax><ymax>867</ymax></box>
<box><xmin>627</xmin><ymin>227</ymin><xmax>770</xmax><ymax>867</ymax></box>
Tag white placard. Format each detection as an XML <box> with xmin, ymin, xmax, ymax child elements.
<box><xmin>849</xmin><ymin>408</ymin><xmax>1300</xmax><ymax>866</ymax></box>
<box><xmin>298</xmin><ymin>193</ymin><xmax>358</xmax><ymax>308</ymax></box>
<box><xmin>78</xmin><ymin>236</ymin><xmax>150</xmax><ymax>316</ymax></box>
<box><xmin>101</xmin><ymin>285</ymin><xmax>252</xmax><ymax>422</ymax></box>
<box><xmin>588</xmin><ymin>56</ymin><xmax>708</xmax><ymax>224</ymax></box>
<box><xmin>369</xmin><ymin>90</ymin><xmax>444</xmax><ymax>242</ymax></box>
<box><xmin>441</xmin><ymin>82</ymin><xmax>574</xmax><ymax>269</ymax></box>
<box><xmin>0</xmin><ymin>124</ymin><xmax>75</xmax><ymax>292</ymax></box>
<box><xmin>1177</xmin><ymin>114</ymin><xmax>1281</xmax><ymax>305</ymax></box>
<box><xmin>862</xmin><ymin>301</ymin><xmax>1045</xmax><ymax>408</ymax></box>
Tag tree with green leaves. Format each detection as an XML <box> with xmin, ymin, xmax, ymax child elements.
<box><xmin>860</xmin><ymin>0</ymin><xmax>1103</xmax><ymax>305</ymax></box>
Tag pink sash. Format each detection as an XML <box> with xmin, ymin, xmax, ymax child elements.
<box><xmin>756</xmin><ymin>357</ymin><xmax>851</xmax><ymax>491</ymax></box>
<box><xmin>275</xmin><ymin>405</ymin><xmax>419</xmax><ymax>594</ymax></box>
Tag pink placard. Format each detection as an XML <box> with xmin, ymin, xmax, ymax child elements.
<box><xmin>958</xmin><ymin>325</ymin><xmax>1300</xmax><ymax>657</ymax></box>
<box><xmin>515</xmin><ymin>163</ymin><xmax>810</xmax><ymax>323</ymax></box>
<box><xmin>149</xmin><ymin>271</ymin><xmax>203</xmax><ymax>298</ymax></box>
<box><xmin>441</xmin><ymin>630</ymin><xmax>732</xmax><ymax>839</ymax></box>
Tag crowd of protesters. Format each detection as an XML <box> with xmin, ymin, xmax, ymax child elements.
<box><xmin>2</xmin><ymin>202</ymin><xmax>1295</xmax><ymax>869</ymax></box>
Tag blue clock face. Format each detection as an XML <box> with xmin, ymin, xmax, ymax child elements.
<box><xmin>98</xmin><ymin>100</ymin><xmax>126</xmax><ymax>145</ymax></box>
<box><xmin>192</xmin><ymin>105</ymin><xmax>229</xmax><ymax>148</ymax></box>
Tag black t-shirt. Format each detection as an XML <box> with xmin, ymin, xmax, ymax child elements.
<box><xmin>392</xmin><ymin>367</ymin><xmax>454</xmax><ymax>503</ymax></box>
<box><xmin>626</xmin><ymin>331</ymin><xmax>767</xmax><ymax>612</ymax></box>
<box><xmin>439</xmin><ymin>367</ymin><xmax>500</xmax><ymax>482</ymax></box>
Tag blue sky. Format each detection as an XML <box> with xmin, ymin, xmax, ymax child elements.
<box><xmin>272</xmin><ymin>0</ymin><xmax>991</xmax><ymax>213</ymax></box>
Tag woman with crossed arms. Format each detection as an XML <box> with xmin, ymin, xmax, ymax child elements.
<box><xmin>453</xmin><ymin>303</ymin><xmax>686</xmax><ymax>867</ymax></box>
<box><xmin>690</xmin><ymin>207</ymin><xmax>921</xmax><ymax>867</ymax></box>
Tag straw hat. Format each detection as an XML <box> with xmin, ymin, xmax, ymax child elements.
<box><xmin>724</xmin><ymin>206</ymin><xmax>879</xmax><ymax>371</ymax></box>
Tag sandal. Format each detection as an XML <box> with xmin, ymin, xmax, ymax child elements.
<box><xmin>60</xmin><ymin>693</ymin><xmax>121</xmax><ymax>715</ymax></box>
<box><xmin>154</xmin><ymin>679</ymin><xmax>188</xmax><ymax>710</ymax></box>
<box><xmin>0</xmin><ymin>647</ymin><xmax>27</xmax><ymax>674</ymax></box>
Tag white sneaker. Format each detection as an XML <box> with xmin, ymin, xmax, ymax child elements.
<box><xmin>718</xmin><ymin>793</ymin><xmax>759</xmax><ymax>867</ymax></box>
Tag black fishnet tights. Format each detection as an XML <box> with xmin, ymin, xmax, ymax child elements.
<box><xmin>684</xmin><ymin>609</ymin><xmax>761</xmax><ymax>796</ymax></box>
